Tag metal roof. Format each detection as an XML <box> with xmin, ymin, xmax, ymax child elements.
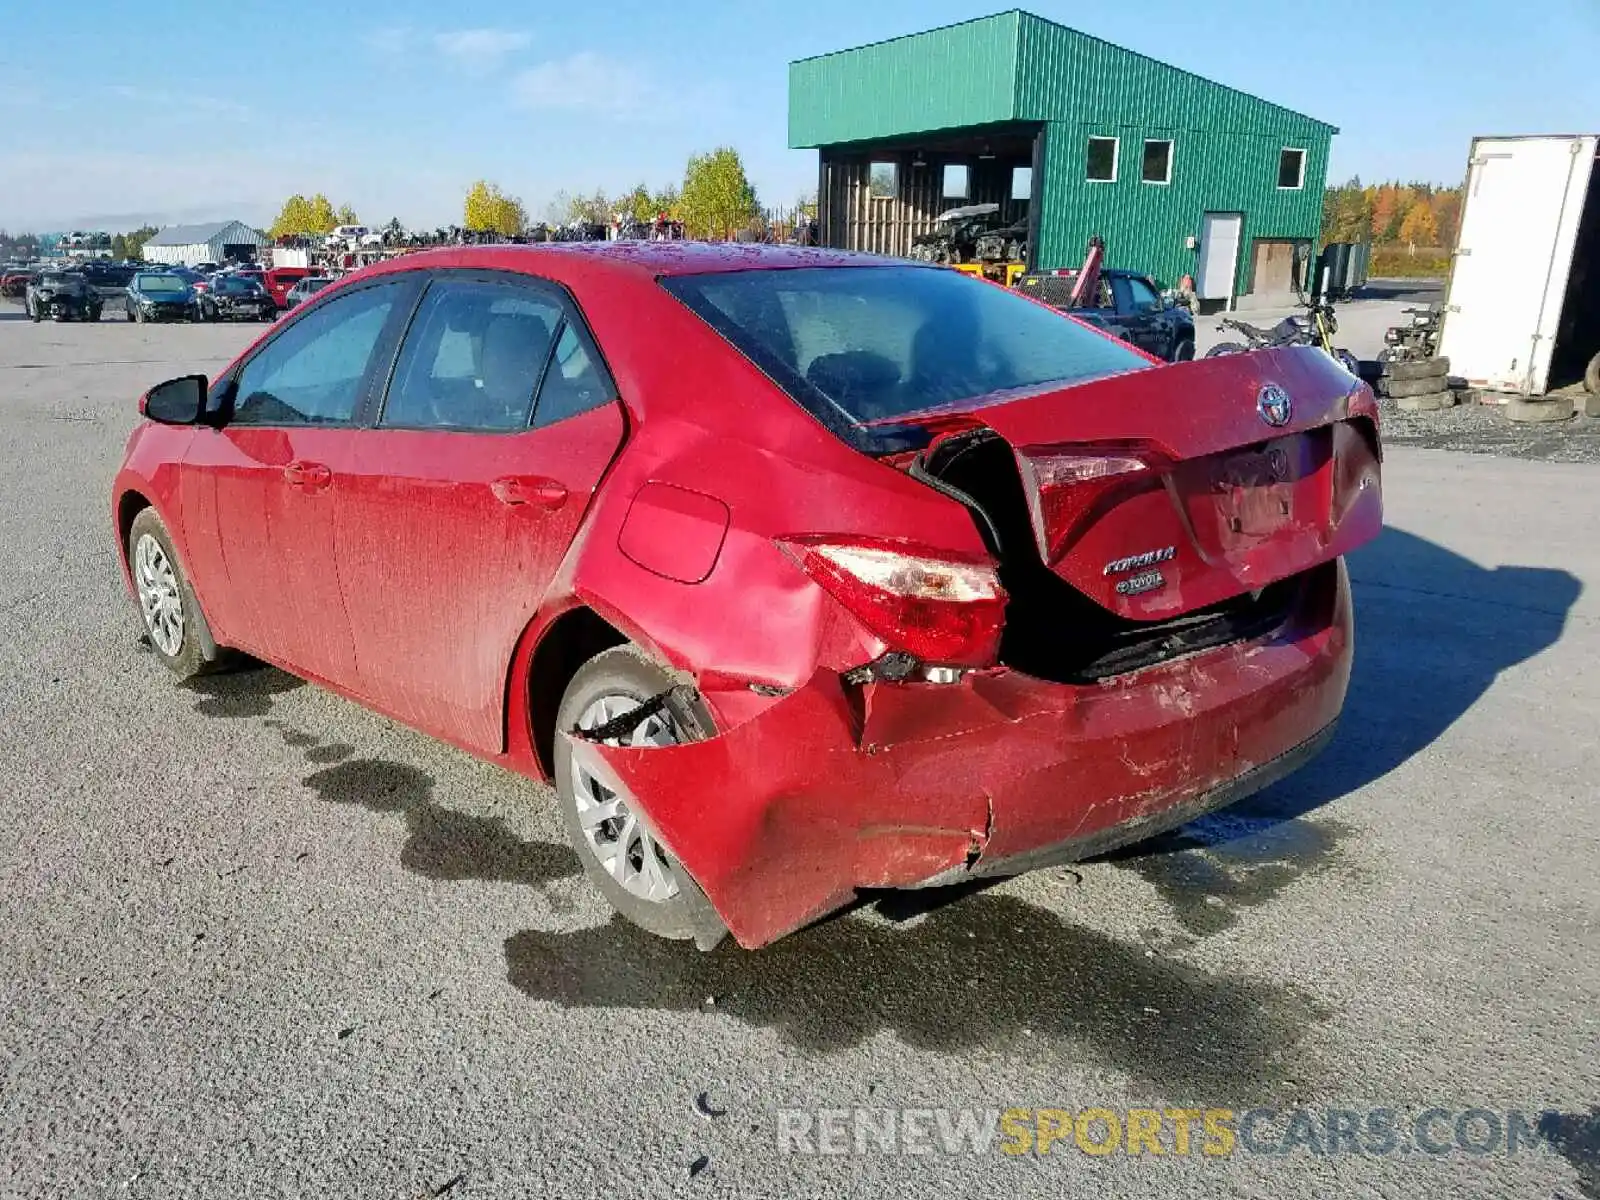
<box><xmin>789</xmin><ymin>9</ymin><xmax>1337</xmax><ymax>149</ymax></box>
<box><xmin>144</xmin><ymin>221</ymin><xmax>264</xmax><ymax>247</ymax></box>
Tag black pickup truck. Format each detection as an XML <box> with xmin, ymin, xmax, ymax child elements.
<box><xmin>1016</xmin><ymin>268</ymin><xmax>1195</xmax><ymax>363</ymax></box>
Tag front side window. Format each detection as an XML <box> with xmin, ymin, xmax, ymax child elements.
<box><xmin>1086</xmin><ymin>136</ymin><xmax>1118</xmax><ymax>182</ymax></box>
<box><xmin>230</xmin><ymin>282</ymin><xmax>404</xmax><ymax>426</ymax></box>
<box><xmin>1118</xmin><ymin>276</ymin><xmax>1161</xmax><ymax>313</ymax></box>
<box><xmin>381</xmin><ymin>280</ymin><xmax>561</xmax><ymax>432</ymax></box>
<box><xmin>1278</xmin><ymin>148</ymin><xmax>1306</xmax><ymax>189</ymax></box>
<box><xmin>662</xmin><ymin>265</ymin><xmax>1148</xmax><ymax>454</ymax></box>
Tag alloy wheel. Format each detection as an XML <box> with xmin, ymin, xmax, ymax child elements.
<box><xmin>569</xmin><ymin>694</ymin><xmax>683</xmax><ymax>903</ymax></box>
<box><xmin>133</xmin><ymin>533</ymin><xmax>184</xmax><ymax>657</ymax></box>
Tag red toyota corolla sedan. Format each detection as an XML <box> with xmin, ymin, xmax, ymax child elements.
<box><xmin>112</xmin><ymin>243</ymin><xmax>1382</xmax><ymax>949</ymax></box>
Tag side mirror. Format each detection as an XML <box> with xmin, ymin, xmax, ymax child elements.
<box><xmin>141</xmin><ymin>375</ymin><xmax>207</xmax><ymax>425</ymax></box>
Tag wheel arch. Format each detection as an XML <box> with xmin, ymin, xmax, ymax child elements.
<box><xmin>512</xmin><ymin>603</ymin><xmax>632</xmax><ymax>780</ymax></box>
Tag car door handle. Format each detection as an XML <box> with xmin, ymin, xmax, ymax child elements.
<box><xmin>491</xmin><ymin>475</ymin><xmax>568</xmax><ymax>509</ymax></box>
<box><xmin>283</xmin><ymin>460</ymin><xmax>332</xmax><ymax>491</ymax></box>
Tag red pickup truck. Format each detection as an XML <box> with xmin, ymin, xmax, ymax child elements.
<box><xmin>261</xmin><ymin>267</ymin><xmax>310</xmax><ymax>310</ymax></box>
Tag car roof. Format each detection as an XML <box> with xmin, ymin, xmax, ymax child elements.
<box><xmin>360</xmin><ymin>241</ymin><xmax>903</xmax><ymax>282</ymax></box>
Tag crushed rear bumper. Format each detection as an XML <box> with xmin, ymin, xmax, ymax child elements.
<box><xmin>566</xmin><ymin>560</ymin><xmax>1354</xmax><ymax>949</ymax></box>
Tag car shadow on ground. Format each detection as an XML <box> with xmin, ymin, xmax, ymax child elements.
<box><xmin>1103</xmin><ymin>526</ymin><xmax>1581</xmax><ymax>937</ymax></box>
<box><xmin>501</xmin><ymin>528</ymin><xmax>1581</xmax><ymax>1079</ymax></box>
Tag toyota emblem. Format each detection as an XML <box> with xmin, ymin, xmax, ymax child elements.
<box><xmin>1257</xmin><ymin>384</ymin><xmax>1292</xmax><ymax>427</ymax></box>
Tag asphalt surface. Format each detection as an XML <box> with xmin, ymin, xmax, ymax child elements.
<box><xmin>1</xmin><ymin>309</ymin><xmax>1597</xmax><ymax>1199</ymax></box>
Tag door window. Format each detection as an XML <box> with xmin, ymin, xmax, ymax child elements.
<box><xmin>381</xmin><ymin>280</ymin><xmax>563</xmax><ymax>431</ymax></box>
<box><xmin>1120</xmin><ymin>276</ymin><xmax>1161</xmax><ymax>314</ymax></box>
<box><xmin>229</xmin><ymin>282</ymin><xmax>405</xmax><ymax>426</ymax></box>
<box><xmin>532</xmin><ymin>322</ymin><xmax>613</xmax><ymax>428</ymax></box>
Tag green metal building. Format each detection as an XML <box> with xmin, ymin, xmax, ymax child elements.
<box><xmin>789</xmin><ymin>10</ymin><xmax>1337</xmax><ymax>302</ymax></box>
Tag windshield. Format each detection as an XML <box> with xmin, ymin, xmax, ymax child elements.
<box><xmin>136</xmin><ymin>274</ymin><xmax>187</xmax><ymax>293</ymax></box>
<box><xmin>661</xmin><ymin>265</ymin><xmax>1149</xmax><ymax>453</ymax></box>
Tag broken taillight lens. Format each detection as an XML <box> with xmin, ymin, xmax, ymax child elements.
<box><xmin>1014</xmin><ymin>447</ymin><xmax>1153</xmax><ymax>562</ymax></box>
<box><xmin>785</xmin><ymin>539</ymin><xmax>1006</xmax><ymax>668</ymax></box>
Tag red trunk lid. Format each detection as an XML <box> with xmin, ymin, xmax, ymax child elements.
<box><xmin>925</xmin><ymin>346</ymin><xmax>1382</xmax><ymax>619</ymax></box>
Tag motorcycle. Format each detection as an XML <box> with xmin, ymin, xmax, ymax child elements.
<box><xmin>1204</xmin><ymin>297</ymin><xmax>1359</xmax><ymax>377</ymax></box>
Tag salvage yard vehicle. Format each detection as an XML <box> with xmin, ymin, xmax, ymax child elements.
<box><xmin>909</xmin><ymin>203</ymin><xmax>1001</xmax><ymax>264</ymax></box>
<box><xmin>262</xmin><ymin>266</ymin><xmax>310</xmax><ymax>309</ymax></box>
<box><xmin>124</xmin><ymin>272</ymin><xmax>201</xmax><ymax>322</ymax></box>
<box><xmin>112</xmin><ymin>243</ymin><xmax>1383</xmax><ymax>951</ymax></box>
<box><xmin>1017</xmin><ymin>267</ymin><xmax>1196</xmax><ymax>362</ymax></box>
<box><xmin>198</xmin><ymin>274</ymin><xmax>274</xmax><ymax>322</ymax></box>
<box><xmin>25</xmin><ymin>271</ymin><xmax>102</xmax><ymax>322</ymax></box>
<box><xmin>282</xmin><ymin>275</ymin><xmax>334</xmax><ymax>309</ymax></box>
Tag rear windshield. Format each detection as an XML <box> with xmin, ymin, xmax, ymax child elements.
<box><xmin>661</xmin><ymin>265</ymin><xmax>1148</xmax><ymax>453</ymax></box>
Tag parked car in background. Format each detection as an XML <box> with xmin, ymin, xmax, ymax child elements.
<box><xmin>262</xmin><ymin>267</ymin><xmax>310</xmax><ymax>309</ymax></box>
<box><xmin>25</xmin><ymin>271</ymin><xmax>102</xmax><ymax>322</ymax></box>
<box><xmin>112</xmin><ymin>243</ymin><xmax>1382</xmax><ymax>951</ymax></box>
<box><xmin>124</xmin><ymin>272</ymin><xmax>200</xmax><ymax>322</ymax></box>
<box><xmin>282</xmin><ymin>275</ymin><xmax>334</xmax><ymax>309</ymax></box>
<box><xmin>1</xmin><ymin>269</ymin><xmax>34</xmax><ymax>299</ymax></box>
<box><xmin>1017</xmin><ymin>267</ymin><xmax>1197</xmax><ymax>363</ymax></box>
<box><xmin>198</xmin><ymin>274</ymin><xmax>274</xmax><ymax>322</ymax></box>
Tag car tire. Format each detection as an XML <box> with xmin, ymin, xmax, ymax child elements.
<box><xmin>1394</xmin><ymin>390</ymin><xmax>1457</xmax><ymax>412</ymax></box>
<box><xmin>553</xmin><ymin>645</ymin><xmax>727</xmax><ymax>946</ymax></box>
<box><xmin>127</xmin><ymin>508</ymin><xmax>223</xmax><ymax>681</ymax></box>
<box><xmin>1204</xmin><ymin>341</ymin><xmax>1249</xmax><ymax>358</ymax></box>
<box><xmin>1170</xmin><ymin>339</ymin><xmax>1195</xmax><ymax>363</ymax></box>
<box><xmin>1384</xmin><ymin>375</ymin><xmax>1453</xmax><ymax>399</ymax></box>
<box><xmin>1585</xmin><ymin>350</ymin><xmax>1600</xmax><ymax>395</ymax></box>
<box><xmin>1385</xmin><ymin>357</ymin><xmax>1449</xmax><ymax>381</ymax></box>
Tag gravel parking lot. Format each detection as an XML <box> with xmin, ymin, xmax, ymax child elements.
<box><xmin>1</xmin><ymin>309</ymin><xmax>1596</xmax><ymax>1199</ymax></box>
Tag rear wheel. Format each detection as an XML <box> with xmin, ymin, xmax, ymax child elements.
<box><xmin>1204</xmin><ymin>341</ymin><xmax>1248</xmax><ymax>358</ymax></box>
<box><xmin>553</xmin><ymin>646</ymin><xmax>725</xmax><ymax>944</ymax></box>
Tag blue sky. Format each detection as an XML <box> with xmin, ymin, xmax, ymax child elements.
<box><xmin>1</xmin><ymin>0</ymin><xmax>1596</xmax><ymax>231</ymax></box>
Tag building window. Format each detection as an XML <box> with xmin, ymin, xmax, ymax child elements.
<box><xmin>1278</xmin><ymin>148</ymin><xmax>1306</xmax><ymax>190</ymax></box>
<box><xmin>1141</xmin><ymin>139</ymin><xmax>1173</xmax><ymax>185</ymax></box>
<box><xmin>1011</xmin><ymin>166</ymin><xmax>1033</xmax><ymax>201</ymax></box>
<box><xmin>942</xmin><ymin>164</ymin><xmax>969</xmax><ymax>199</ymax></box>
<box><xmin>1086</xmin><ymin>136</ymin><xmax>1118</xmax><ymax>183</ymax></box>
<box><xmin>868</xmin><ymin>162</ymin><xmax>898</xmax><ymax>200</ymax></box>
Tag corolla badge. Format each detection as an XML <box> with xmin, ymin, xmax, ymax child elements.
<box><xmin>1257</xmin><ymin>383</ymin><xmax>1292</xmax><ymax>427</ymax></box>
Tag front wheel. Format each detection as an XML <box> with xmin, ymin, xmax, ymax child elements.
<box><xmin>127</xmin><ymin>508</ymin><xmax>218</xmax><ymax>680</ymax></box>
<box><xmin>1170</xmin><ymin>338</ymin><xmax>1195</xmax><ymax>363</ymax></box>
<box><xmin>1205</xmin><ymin>341</ymin><xmax>1249</xmax><ymax>358</ymax></box>
<box><xmin>553</xmin><ymin>646</ymin><xmax>726</xmax><ymax>945</ymax></box>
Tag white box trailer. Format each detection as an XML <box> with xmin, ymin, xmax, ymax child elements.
<box><xmin>1438</xmin><ymin>134</ymin><xmax>1600</xmax><ymax>397</ymax></box>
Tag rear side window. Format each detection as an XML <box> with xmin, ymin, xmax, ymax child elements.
<box><xmin>662</xmin><ymin>265</ymin><xmax>1148</xmax><ymax>453</ymax></box>
<box><xmin>230</xmin><ymin>282</ymin><xmax>405</xmax><ymax>426</ymax></box>
<box><xmin>381</xmin><ymin>280</ymin><xmax>561</xmax><ymax>431</ymax></box>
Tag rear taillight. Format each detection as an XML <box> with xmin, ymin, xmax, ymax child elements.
<box><xmin>1014</xmin><ymin>447</ymin><xmax>1153</xmax><ymax>561</ymax></box>
<box><xmin>784</xmin><ymin>539</ymin><xmax>1006</xmax><ymax>667</ymax></box>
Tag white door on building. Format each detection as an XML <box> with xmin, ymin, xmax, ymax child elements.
<box><xmin>1196</xmin><ymin>212</ymin><xmax>1243</xmax><ymax>301</ymax></box>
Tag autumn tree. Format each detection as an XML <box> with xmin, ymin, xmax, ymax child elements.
<box><xmin>463</xmin><ymin>180</ymin><xmax>527</xmax><ymax>236</ymax></box>
<box><xmin>1398</xmin><ymin>200</ymin><xmax>1439</xmax><ymax>249</ymax></box>
<box><xmin>617</xmin><ymin>182</ymin><xmax>654</xmax><ymax>223</ymax></box>
<box><xmin>680</xmin><ymin>147</ymin><xmax>759</xmax><ymax>240</ymax></box>
<box><xmin>651</xmin><ymin>184</ymin><xmax>682</xmax><ymax>220</ymax></box>
<box><xmin>269</xmin><ymin>194</ymin><xmax>348</xmax><ymax>237</ymax></box>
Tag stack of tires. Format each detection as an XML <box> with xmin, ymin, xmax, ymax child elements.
<box><xmin>1377</xmin><ymin>356</ymin><xmax>1455</xmax><ymax>411</ymax></box>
